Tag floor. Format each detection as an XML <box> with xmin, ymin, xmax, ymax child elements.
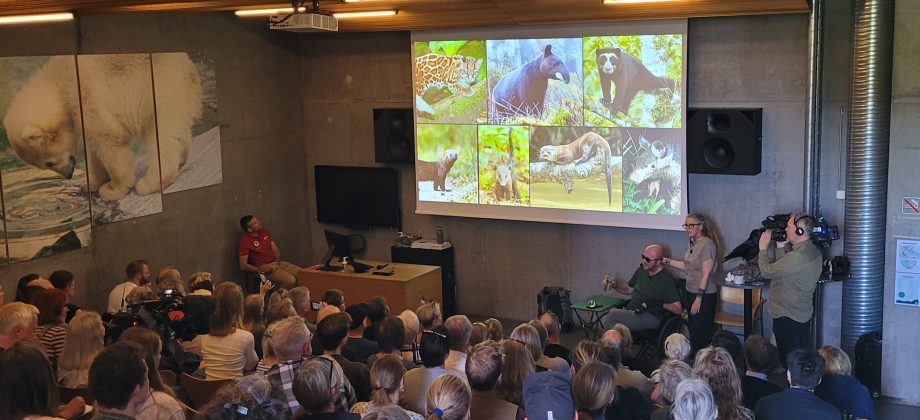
<box><xmin>477</xmin><ymin>315</ymin><xmax>920</xmax><ymax>420</ymax></box>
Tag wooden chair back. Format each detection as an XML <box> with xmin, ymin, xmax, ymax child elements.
<box><xmin>181</xmin><ymin>373</ymin><xmax>232</xmax><ymax>409</ymax></box>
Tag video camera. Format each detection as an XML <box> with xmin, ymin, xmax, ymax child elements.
<box><xmin>104</xmin><ymin>289</ymin><xmax>193</xmax><ymax>344</ymax></box>
<box><xmin>759</xmin><ymin>213</ymin><xmax>839</xmax><ymax>248</ymax></box>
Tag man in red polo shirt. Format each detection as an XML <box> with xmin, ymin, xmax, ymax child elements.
<box><xmin>238</xmin><ymin>215</ymin><xmax>303</xmax><ymax>289</ymax></box>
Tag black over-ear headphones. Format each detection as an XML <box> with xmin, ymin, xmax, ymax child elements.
<box><xmin>793</xmin><ymin>213</ymin><xmax>812</xmax><ymax>237</ymax></box>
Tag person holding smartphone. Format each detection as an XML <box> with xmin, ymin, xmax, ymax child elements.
<box><xmin>663</xmin><ymin>213</ymin><xmax>721</xmax><ymax>355</ymax></box>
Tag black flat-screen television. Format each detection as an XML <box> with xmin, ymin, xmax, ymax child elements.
<box><xmin>314</xmin><ymin>165</ymin><xmax>402</xmax><ymax>230</ymax></box>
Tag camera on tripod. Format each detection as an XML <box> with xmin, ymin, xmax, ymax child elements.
<box><xmin>104</xmin><ymin>289</ymin><xmax>190</xmax><ymax>344</ymax></box>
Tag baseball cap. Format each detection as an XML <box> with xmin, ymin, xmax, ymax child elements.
<box><xmin>345</xmin><ymin>304</ymin><xmax>367</xmax><ymax>330</ymax></box>
<box><xmin>523</xmin><ymin>371</ymin><xmax>574</xmax><ymax>420</ymax></box>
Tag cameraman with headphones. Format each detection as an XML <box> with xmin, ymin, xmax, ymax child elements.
<box><xmin>757</xmin><ymin>213</ymin><xmax>823</xmax><ymax>369</ymax></box>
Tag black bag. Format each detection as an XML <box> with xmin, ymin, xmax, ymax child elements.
<box><xmin>854</xmin><ymin>331</ymin><xmax>882</xmax><ymax>398</ymax></box>
<box><xmin>537</xmin><ymin>286</ymin><xmax>574</xmax><ymax>333</ymax></box>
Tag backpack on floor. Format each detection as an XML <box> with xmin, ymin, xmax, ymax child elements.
<box><xmin>537</xmin><ymin>286</ymin><xmax>574</xmax><ymax>333</ymax></box>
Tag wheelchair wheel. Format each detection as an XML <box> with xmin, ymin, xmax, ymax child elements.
<box><xmin>657</xmin><ymin>316</ymin><xmax>689</xmax><ymax>360</ymax></box>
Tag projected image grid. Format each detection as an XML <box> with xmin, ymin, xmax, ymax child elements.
<box><xmin>414</xmin><ymin>35</ymin><xmax>682</xmax><ymax>215</ymax></box>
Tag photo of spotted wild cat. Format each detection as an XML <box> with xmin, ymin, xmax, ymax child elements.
<box><xmin>413</xmin><ymin>41</ymin><xmax>487</xmax><ymax>124</ymax></box>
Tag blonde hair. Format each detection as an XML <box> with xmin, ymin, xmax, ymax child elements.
<box><xmin>294</xmin><ymin>355</ymin><xmax>345</xmax><ymax>414</ymax></box>
<box><xmin>425</xmin><ymin>374</ymin><xmax>470</xmax><ymax>420</ymax></box>
<box><xmin>398</xmin><ymin>310</ymin><xmax>420</xmax><ymax>345</ymax></box>
<box><xmin>265</xmin><ymin>298</ymin><xmax>296</xmax><ymax>325</ymax></box>
<box><xmin>262</xmin><ymin>321</ymin><xmax>280</xmax><ymax>360</ymax></box>
<box><xmin>497</xmin><ymin>339</ymin><xmax>534</xmax><ymax>407</ymax></box>
<box><xmin>818</xmin><ymin>345</ymin><xmax>852</xmax><ymax>376</ymax></box>
<box><xmin>687</xmin><ymin>213</ymin><xmax>722</xmax><ymax>258</ymax></box>
<box><xmin>469</xmin><ymin>323</ymin><xmax>488</xmax><ymax>348</ymax></box>
<box><xmin>57</xmin><ymin>311</ymin><xmax>104</xmax><ymax>373</ymax></box>
<box><xmin>364</xmin><ymin>404</ymin><xmax>411</xmax><ymax>420</ymax></box>
<box><xmin>125</xmin><ymin>286</ymin><xmax>157</xmax><ymax>304</ymax></box>
<box><xmin>243</xmin><ymin>294</ymin><xmax>264</xmax><ymax>332</ymax></box>
<box><xmin>612</xmin><ymin>324</ymin><xmax>632</xmax><ymax>357</ymax></box>
<box><xmin>210</xmin><ymin>282</ymin><xmax>244</xmax><ymax>337</ymax></box>
<box><xmin>692</xmin><ymin>347</ymin><xmax>752</xmax><ymax>420</ymax></box>
<box><xmin>659</xmin><ymin>359</ymin><xmax>693</xmax><ymax>403</ymax></box>
<box><xmin>416</xmin><ymin>301</ymin><xmax>442</xmax><ymax>329</ymax></box>
<box><xmin>510</xmin><ymin>323</ymin><xmax>542</xmax><ymax>362</ymax></box>
<box><xmin>573</xmin><ymin>361</ymin><xmax>617</xmax><ymax>419</ymax></box>
<box><xmin>370</xmin><ymin>354</ymin><xmax>406</xmax><ymax>405</ymax></box>
<box><xmin>571</xmin><ymin>340</ymin><xmax>605</xmax><ymax>372</ymax></box>
<box><xmin>483</xmin><ymin>318</ymin><xmax>503</xmax><ymax>342</ymax></box>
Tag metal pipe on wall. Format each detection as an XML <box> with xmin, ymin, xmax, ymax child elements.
<box><xmin>842</xmin><ymin>0</ymin><xmax>894</xmax><ymax>356</ymax></box>
<box><xmin>804</xmin><ymin>0</ymin><xmax>824</xmax><ymax>350</ymax></box>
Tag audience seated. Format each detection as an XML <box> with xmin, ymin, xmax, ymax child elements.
<box><xmin>466</xmin><ymin>341</ymin><xmax>524</xmax><ymax>420</ymax></box>
<box><xmin>0</xmin><ymin>301</ymin><xmax>39</xmax><ymax>351</ymax></box>
<box><xmin>483</xmin><ymin>318</ymin><xmax>503</xmax><ymax>342</ymax></box>
<box><xmin>397</xmin><ymin>309</ymin><xmax>421</xmax><ymax>366</ymax></box>
<box><xmin>289</xmin><ymin>287</ymin><xmax>315</xmax><ymax>329</ymax></box>
<box><xmin>364</xmin><ymin>296</ymin><xmax>390</xmax><ymax>341</ymax></box>
<box><xmin>15</xmin><ymin>273</ymin><xmax>42</xmax><ymax>303</ymax></box>
<box><xmin>814</xmin><ymin>345</ymin><xmax>876</xmax><ymax>420</ymax></box>
<box><xmin>403</xmin><ymin>326</ymin><xmax>468</xmax><ymax>414</ymax></box>
<box><xmin>539</xmin><ymin>311</ymin><xmax>572</xmax><ymax>364</ymax></box>
<box><xmin>243</xmin><ymin>294</ymin><xmax>267</xmax><ymax>359</ymax></box>
<box><xmin>692</xmin><ymin>346</ymin><xmax>754</xmax><ymax>420</ymax></box>
<box><xmin>651</xmin><ymin>333</ymin><xmax>691</xmax><ymax>385</ymax></box>
<box><xmin>367</xmin><ymin>316</ymin><xmax>417</xmax><ymax>371</ymax></box>
<box><xmin>0</xmin><ymin>340</ymin><xmax>86</xmax><ymax>420</ymax></box>
<box><xmin>197</xmin><ymin>372</ymin><xmax>291</xmax><ymax>419</ymax></box>
<box><xmin>318</xmin><ymin>312</ymin><xmax>373</xmax><ymax>403</ymax></box>
<box><xmin>109</xmin><ymin>260</ymin><xmax>149</xmax><ymax>314</ymax></box>
<box><xmin>362</xmin><ymin>405</ymin><xmax>412</xmax><ymax>420</ymax></box>
<box><xmin>516</xmin><ymin>322</ymin><xmax>570</xmax><ymax>377</ymax></box>
<box><xmin>710</xmin><ymin>330</ymin><xmax>745</xmax><ymax>376</ymax></box>
<box><xmin>469</xmin><ymin>322</ymin><xmax>488</xmax><ymax>348</ymax></box>
<box><xmin>344</xmin><ymin>304</ymin><xmax>380</xmax><ymax>363</ymax></box>
<box><xmin>740</xmin><ymin>335</ymin><xmax>783</xmax><ymax>410</ymax></box>
<box><xmin>444</xmin><ymin>315</ymin><xmax>473</xmax><ymax>377</ymax></box>
<box><xmin>497</xmin><ymin>339</ymin><xmax>535</xmax><ymax>409</ymax></box>
<box><xmin>292</xmin><ymin>356</ymin><xmax>360</xmax><ymax>419</ymax></box>
<box><xmin>671</xmin><ymin>379</ymin><xmax>717</xmax><ymax>420</ymax></box>
<box><xmin>613</xmin><ymin>323</ymin><xmax>656</xmax><ymax>377</ymax></box>
<box><xmin>118</xmin><ymin>327</ymin><xmax>185</xmax><ymax>420</ymax></box>
<box><xmin>267</xmin><ymin>297</ymin><xmax>298</xmax><ymax>325</ymax></box>
<box><xmin>31</xmin><ymin>288</ymin><xmax>69</xmax><ymax>371</ymax></box>
<box><xmin>125</xmin><ymin>286</ymin><xmax>157</xmax><ymax>304</ymax></box>
<box><xmin>425</xmin><ymin>375</ymin><xmax>471</xmax><ymax>420</ymax></box>
<box><xmin>651</xmin><ymin>359</ymin><xmax>692</xmax><ymax>420</ymax></box>
<box><xmin>350</xmin><ymin>354</ymin><xmax>425</xmax><ymax>420</ymax></box>
<box><xmin>321</xmin><ymin>289</ymin><xmax>347</xmax><ymax>312</ymax></box>
<box><xmin>188</xmin><ymin>272</ymin><xmax>215</xmax><ymax>296</ymax></box>
<box><xmin>48</xmin><ymin>270</ymin><xmax>80</xmax><ymax>323</ymax></box>
<box><xmin>57</xmin><ymin>311</ymin><xmax>104</xmax><ymax>388</ymax></box>
<box><xmin>754</xmin><ymin>349</ymin><xmax>839</xmax><ymax>420</ymax></box>
<box><xmin>572</xmin><ymin>361</ymin><xmax>617</xmax><ymax>420</ymax></box>
<box><xmin>262</xmin><ymin>316</ymin><xmax>313</xmax><ymax>415</ymax></box>
<box><xmin>522</xmin><ymin>371</ymin><xmax>575</xmax><ymax>420</ymax></box>
<box><xmin>255</xmin><ymin>321</ymin><xmax>281</xmax><ymax>374</ymax></box>
<box><xmin>89</xmin><ymin>341</ymin><xmax>152</xmax><ymax>419</ymax></box>
<box><xmin>181</xmin><ymin>272</ymin><xmax>219</xmax><ymax>338</ymax></box>
<box><xmin>156</xmin><ymin>266</ymin><xmax>185</xmax><ymax>295</ymax></box>
<box><xmin>595</xmin><ymin>338</ymin><xmax>653</xmax><ymax>420</ymax></box>
<box><xmin>198</xmin><ymin>282</ymin><xmax>259</xmax><ymax>379</ymax></box>
<box><xmin>601</xmin><ymin>329</ymin><xmax>653</xmax><ymax>398</ymax></box>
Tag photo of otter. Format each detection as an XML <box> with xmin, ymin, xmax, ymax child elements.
<box><xmin>529</xmin><ymin>127</ymin><xmax>623</xmax><ymax>212</ymax></box>
<box><xmin>583</xmin><ymin>35</ymin><xmax>682</xmax><ymax>128</ymax></box>
<box><xmin>417</xmin><ymin>124</ymin><xmax>478</xmax><ymax>203</ymax></box>
<box><xmin>414</xmin><ymin>40</ymin><xmax>487</xmax><ymax>125</ymax></box>
<box><xmin>487</xmin><ymin>38</ymin><xmax>583</xmax><ymax>126</ymax></box>
<box><xmin>621</xmin><ymin>128</ymin><xmax>682</xmax><ymax>215</ymax></box>
<box><xmin>0</xmin><ymin>55</ymin><xmax>92</xmax><ymax>263</ymax></box>
<box><xmin>478</xmin><ymin>125</ymin><xmax>530</xmax><ymax>205</ymax></box>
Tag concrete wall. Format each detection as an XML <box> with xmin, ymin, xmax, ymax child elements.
<box><xmin>884</xmin><ymin>0</ymin><xmax>920</xmax><ymax>406</ymax></box>
<box><xmin>0</xmin><ymin>13</ymin><xmax>310</xmax><ymax>312</ymax></box>
<box><xmin>299</xmin><ymin>14</ymin><xmax>818</xmax><ymax>331</ymax></box>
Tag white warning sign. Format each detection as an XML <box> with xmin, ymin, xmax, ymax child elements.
<box><xmin>903</xmin><ymin>197</ymin><xmax>920</xmax><ymax>215</ymax></box>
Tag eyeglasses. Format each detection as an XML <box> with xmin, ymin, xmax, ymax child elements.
<box><xmin>682</xmin><ymin>223</ymin><xmax>701</xmax><ymax>229</ymax></box>
<box><xmin>541</xmin><ymin>310</ymin><xmax>558</xmax><ymax>321</ymax></box>
<box><xmin>422</xmin><ymin>329</ymin><xmax>447</xmax><ymax>338</ymax></box>
<box><xmin>641</xmin><ymin>255</ymin><xmax>662</xmax><ymax>263</ymax></box>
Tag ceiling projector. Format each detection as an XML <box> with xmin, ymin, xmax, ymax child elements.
<box><xmin>269</xmin><ymin>13</ymin><xmax>338</xmax><ymax>32</ymax></box>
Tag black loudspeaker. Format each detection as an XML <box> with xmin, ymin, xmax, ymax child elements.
<box><xmin>687</xmin><ymin>108</ymin><xmax>763</xmax><ymax>175</ymax></box>
<box><xmin>374</xmin><ymin>108</ymin><xmax>415</xmax><ymax>164</ymax></box>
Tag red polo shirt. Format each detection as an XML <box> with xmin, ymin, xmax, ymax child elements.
<box><xmin>238</xmin><ymin>228</ymin><xmax>275</xmax><ymax>267</ymax></box>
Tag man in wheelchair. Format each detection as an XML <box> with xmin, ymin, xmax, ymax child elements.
<box><xmin>602</xmin><ymin>244</ymin><xmax>683</xmax><ymax>331</ymax></box>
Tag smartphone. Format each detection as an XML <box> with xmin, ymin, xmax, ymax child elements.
<box><xmin>311</xmin><ymin>302</ymin><xmax>321</xmax><ymax>310</ymax></box>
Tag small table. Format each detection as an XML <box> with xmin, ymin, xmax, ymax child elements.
<box><xmin>713</xmin><ymin>274</ymin><xmax>771</xmax><ymax>339</ymax></box>
<box><xmin>571</xmin><ymin>294</ymin><xmax>624</xmax><ymax>340</ymax></box>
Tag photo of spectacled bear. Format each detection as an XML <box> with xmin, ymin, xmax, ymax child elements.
<box><xmin>583</xmin><ymin>35</ymin><xmax>682</xmax><ymax>128</ymax></box>
<box><xmin>487</xmin><ymin>38</ymin><xmax>583</xmax><ymax>126</ymax></box>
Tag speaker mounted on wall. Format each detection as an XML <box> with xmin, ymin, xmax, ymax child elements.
<box><xmin>687</xmin><ymin>108</ymin><xmax>763</xmax><ymax>175</ymax></box>
<box><xmin>374</xmin><ymin>108</ymin><xmax>415</xmax><ymax>164</ymax></box>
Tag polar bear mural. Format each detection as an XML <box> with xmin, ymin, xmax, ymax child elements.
<box><xmin>2</xmin><ymin>53</ymin><xmax>202</xmax><ymax>202</ymax></box>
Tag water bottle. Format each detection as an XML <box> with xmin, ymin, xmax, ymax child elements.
<box><xmin>437</xmin><ymin>227</ymin><xmax>444</xmax><ymax>244</ymax></box>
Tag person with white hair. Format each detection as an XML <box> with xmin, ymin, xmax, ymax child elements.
<box><xmin>444</xmin><ymin>315</ymin><xmax>473</xmax><ymax>377</ymax></box>
<box><xmin>671</xmin><ymin>378</ymin><xmax>718</xmax><ymax>420</ymax></box>
<box><xmin>651</xmin><ymin>333</ymin><xmax>691</xmax><ymax>385</ymax></box>
<box><xmin>652</xmin><ymin>359</ymin><xmax>693</xmax><ymax>420</ymax></box>
<box><xmin>0</xmin><ymin>302</ymin><xmax>39</xmax><ymax>351</ymax></box>
<box><xmin>264</xmin><ymin>316</ymin><xmax>314</xmax><ymax>414</ymax></box>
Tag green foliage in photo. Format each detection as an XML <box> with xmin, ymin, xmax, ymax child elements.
<box><xmin>478</xmin><ymin>125</ymin><xmax>530</xmax><ymax>204</ymax></box>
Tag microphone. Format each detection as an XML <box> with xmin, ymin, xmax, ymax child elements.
<box><xmin>689</xmin><ymin>239</ymin><xmax>693</xmax><ymax>253</ymax></box>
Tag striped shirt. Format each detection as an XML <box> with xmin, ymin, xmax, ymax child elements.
<box><xmin>36</xmin><ymin>323</ymin><xmax>67</xmax><ymax>371</ymax></box>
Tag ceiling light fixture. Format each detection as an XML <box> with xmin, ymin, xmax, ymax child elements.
<box><xmin>0</xmin><ymin>12</ymin><xmax>74</xmax><ymax>24</ymax></box>
<box><xmin>235</xmin><ymin>7</ymin><xmax>307</xmax><ymax>16</ymax></box>
<box><xmin>332</xmin><ymin>10</ymin><xmax>398</xmax><ymax>18</ymax></box>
